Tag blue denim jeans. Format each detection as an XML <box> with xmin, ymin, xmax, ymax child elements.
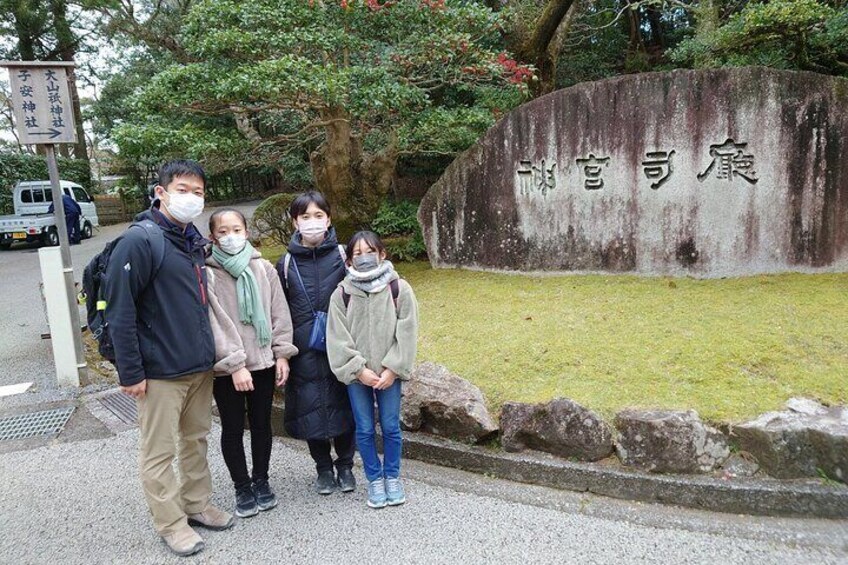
<box><xmin>347</xmin><ymin>380</ymin><xmax>402</xmax><ymax>482</ymax></box>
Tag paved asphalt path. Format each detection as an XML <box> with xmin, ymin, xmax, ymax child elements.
<box><xmin>1</xmin><ymin>200</ymin><xmax>846</xmax><ymax>564</ymax></box>
<box><xmin>1</xmin><ymin>429</ymin><xmax>846</xmax><ymax>565</ymax></box>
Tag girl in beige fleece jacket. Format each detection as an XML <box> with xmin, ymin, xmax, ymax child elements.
<box><xmin>206</xmin><ymin>209</ymin><xmax>298</xmax><ymax>520</ymax></box>
<box><xmin>327</xmin><ymin>231</ymin><xmax>419</xmax><ymax>509</ymax></box>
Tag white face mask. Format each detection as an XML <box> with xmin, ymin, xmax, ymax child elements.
<box><xmin>298</xmin><ymin>218</ymin><xmax>328</xmax><ymax>243</ymax></box>
<box><xmin>217</xmin><ymin>233</ymin><xmax>247</xmax><ymax>255</ymax></box>
<box><xmin>163</xmin><ymin>191</ymin><xmax>204</xmax><ymax>224</ymax></box>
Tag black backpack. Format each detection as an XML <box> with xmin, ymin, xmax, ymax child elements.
<box><xmin>82</xmin><ymin>220</ymin><xmax>165</xmax><ymax>365</ymax></box>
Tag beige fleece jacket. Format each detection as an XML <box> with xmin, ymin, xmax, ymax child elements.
<box><xmin>206</xmin><ymin>251</ymin><xmax>298</xmax><ymax>376</ymax></box>
<box><xmin>327</xmin><ymin>275</ymin><xmax>419</xmax><ymax>385</ymax></box>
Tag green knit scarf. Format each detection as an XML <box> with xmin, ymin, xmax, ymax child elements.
<box><xmin>211</xmin><ymin>242</ymin><xmax>271</xmax><ymax>347</ymax></box>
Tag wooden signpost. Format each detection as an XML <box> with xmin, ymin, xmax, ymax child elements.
<box><xmin>2</xmin><ymin>60</ymin><xmax>87</xmax><ymax>387</ymax></box>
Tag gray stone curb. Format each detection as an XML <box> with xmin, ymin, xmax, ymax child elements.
<box><xmin>397</xmin><ymin>431</ymin><xmax>848</xmax><ymax>519</ymax></box>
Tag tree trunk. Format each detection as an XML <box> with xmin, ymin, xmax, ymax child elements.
<box><xmin>10</xmin><ymin>4</ymin><xmax>38</xmax><ymax>61</ymax></box>
<box><xmin>646</xmin><ymin>5</ymin><xmax>665</xmax><ymax>50</ymax></box>
<box><xmin>310</xmin><ymin>107</ymin><xmax>397</xmax><ymax>228</ymax></box>
<box><xmin>50</xmin><ymin>0</ymin><xmax>89</xmax><ymax>161</ymax></box>
<box><xmin>517</xmin><ymin>0</ymin><xmax>578</xmax><ymax>96</ymax></box>
<box><xmin>695</xmin><ymin>0</ymin><xmax>721</xmax><ymax>43</ymax></box>
<box><xmin>627</xmin><ymin>6</ymin><xmax>645</xmax><ymax>55</ymax></box>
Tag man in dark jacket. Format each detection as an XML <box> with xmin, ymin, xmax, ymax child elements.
<box><xmin>48</xmin><ymin>192</ymin><xmax>82</xmax><ymax>244</ymax></box>
<box><xmin>104</xmin><ymin>160</ymin><xmax>233</xmax><ymax>557</ymax></box>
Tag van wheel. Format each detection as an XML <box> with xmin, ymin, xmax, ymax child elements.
<box><xmin>43</xmin><ymin>228</ymin><xmax>59</xmax><ymax>247</ymax></box>
<box><xmin>82</xmin><ymin>222</ymin><xmax>93</xmax><ymax>239</ymax></box>
<box><xmin>0</xmin><ymin>241</ymin><xmax>11</xmax><ymax>250</ymax></box>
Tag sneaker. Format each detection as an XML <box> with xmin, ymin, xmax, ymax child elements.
<box><xmin>385</xmin><ymin>477</ymin><xmax>406</xmax><ymax>506</ymax></box>
<box><xmin>235</xmin><ymin>484</ymin><xmax>259</xmax><ymax>518</ymax></box>
<box><xmin>367</xmin><ymin>478</ymin><xmax>388</xmax><ymax>509</ymax></box>
<box><xmin>161</xmin><ymin>525</ymin><xmax>204</xmax><ymax>557</ymax></box>
<box><xmin>315</xmin><ymin>470</ymin><xmax>337</xmax><ymax>495</ymax></box>
<box><xmin>187</xmin><ymin>505</ymin><xmax>235</xmax><ymax>531</ymax></box>
<box><xmin>337</xmin><ymin>468</ymin><xmax>356</xmax><ymax>493</ymax></box>
<box><xmin>253</xmin><ymin>479</ymin><xmax>278</xmax><ymax>511</ymax></box>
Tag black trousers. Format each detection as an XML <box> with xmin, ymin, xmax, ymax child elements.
<box><xmin>307</xmin><ymin>431</ymin><xmax>355</xmax><ymax>474</ymax></box>
<box><xmin>213</xmin><ymin>366</ymin><xmax>276</xmax><ymax>490</ymax></box>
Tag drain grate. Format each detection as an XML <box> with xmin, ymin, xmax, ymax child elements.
<box><xmin>0</xmin><ymin>406</ymin><xmax>75</xmax><ymax>441</ymax></box>
<box><xmin>97</xmin><ymin>390</ymin><xmax>137</xmax><ymax>425</ymax></box>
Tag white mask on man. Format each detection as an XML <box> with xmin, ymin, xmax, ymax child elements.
<box><xmin>163</xmin><ymin>191</ymin><xmax>204</xmax><ymax>224</ymax></box>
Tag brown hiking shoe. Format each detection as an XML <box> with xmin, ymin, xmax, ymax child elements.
<box><xmin>187</xmin><ymin>505</ymin><xmax>235</xmax><ymax>531</ymax></box>
<box><xmin>161</xmin><ymin>525</ymin><xmax>204</xmax><ymax>557</ymax></box>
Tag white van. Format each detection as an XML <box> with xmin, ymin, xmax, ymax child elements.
<box><xmin>0</xmin><ymin>180</ymin><xmax>99</xmax><ymax>248</ymax></box>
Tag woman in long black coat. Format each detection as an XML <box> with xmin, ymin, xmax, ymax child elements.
<box><xmin>276</xmin><ymin>191</ymin><xmax>356</xmax><ymax>495</ymax></box>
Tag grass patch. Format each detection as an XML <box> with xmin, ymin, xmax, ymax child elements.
<box><xmin>258</xmin><ymin>243</ymin><xmax>847</xmax><ymax>423</ymax></box>
<box><xmin>397</xmin><ymin>262</ymin><xmax>848</xmax><ymax>423</ymax></box>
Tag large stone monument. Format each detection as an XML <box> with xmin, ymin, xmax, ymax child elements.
<box><xmin>419</xmin><ymin>68</ymin><xmax>848</xmax><ymax>277</ymax></box>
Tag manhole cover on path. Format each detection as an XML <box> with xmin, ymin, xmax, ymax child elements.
<box><xmin>0</xmin><ymin>406</ymin><xmax>75</xmax><ymax>441</ymax></box>
<box><xmin>97</xmin><ymin>389</ymin><xmax>137</xmax><ymax>425</ymax></box>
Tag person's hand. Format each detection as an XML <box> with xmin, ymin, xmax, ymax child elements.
<box><xmin>374</xmin><ymin>368</ymin><xmax>397</xmax><ymax>390</ymax></box>
<box><xmin>357</xmin><ymin>367</ymin><xmax>381</xmax><ymax>387</ymax></box>
<box><xmin>275</xmin><ymin>358</ymin><xmax>290</xmax><ymax>387</ymax></box>
<box><xmin>232</xmin><ymin>368</ymin><xmax>254</xmax><ymax>392</ymax></box>
<box><xmin>121</xmin><ymin>380</ymin><xmax>147</xmax><ymax>399</ymax></box>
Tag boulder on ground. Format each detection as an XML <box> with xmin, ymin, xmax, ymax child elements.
<box><xmin>615</xmin><ymin>409</ymin><xmax>730</xmax><ymax>474</ymax></box>
<box><xmin>500</xmin><ymin>398</ymin><xmax>614</xmax><ymax>461</ymax></box>
<box><xmin>401</xmin><ymin>363</ymin><xmax>498</xmax><ymax>443</ymax></box>
<box><xmin>732</xmin><ymin>398</ymin><xmax>848</xmax><ymax>482</ymax></box>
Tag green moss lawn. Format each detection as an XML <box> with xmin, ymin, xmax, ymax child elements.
<box><xmin>261</xmin><ymin>243</ymin><xmax>847</xmax><ymax>423</ymax></box>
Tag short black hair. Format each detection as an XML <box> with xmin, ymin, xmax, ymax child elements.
<box><xmin>289</xmin><ymin>191</ymin><xmax>331</xmax><ymax>219</ymax></box>
<box><xmin>346</xmin><ymin>230</ymin><xmax>386</xmax><ymax>261</ymax></box>
<box><xmin>158</xmin><ymin>159</ymin><xmax>206</xmax><ymax>191</ymax></box>
<box><xmin>208</xmin><ymin>208</ymin><xmax>247</xmax><ymax>234</ymax></box>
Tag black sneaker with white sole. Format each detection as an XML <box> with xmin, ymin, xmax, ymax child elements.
<box><xmin>235</xmin><ymin>484</ymin><xmax>259</xmax><ymax>518</ymax></box>
<box><xmin>253</xmin><ymin>479</ymin><xmax>278</xmax><ymax>511</ymax></box>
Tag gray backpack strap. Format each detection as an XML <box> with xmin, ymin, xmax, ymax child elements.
<box><xmin>338</xmin><ymin>244</ymin><xmax>347</xmax><ymax>263</ymax></box>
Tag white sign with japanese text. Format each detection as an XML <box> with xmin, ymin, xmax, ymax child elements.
<box><xmin>8</xmin><ymin>65</ymin><xmax>76</xmax><ymax>144</ymax></box>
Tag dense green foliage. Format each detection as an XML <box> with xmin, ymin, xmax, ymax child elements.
<box><xmin>107</xmin><ymin>0</ymin><xmax>528</xmax><ymax>210</ymax></box>
<box><xmin>670</xmin><ymin>0</ymin><xmax>848</xmax><ymax>74</ymax></box>
<box><xmin>371</xmin><ymin>199</ymin><xmax>427</xmax><ymax>262</ymax></box>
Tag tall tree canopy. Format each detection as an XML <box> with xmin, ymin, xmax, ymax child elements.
<box><xmin>114</xmin><ymin>0</ymin><xmax>531</xmax><ymax>222</ymax></box>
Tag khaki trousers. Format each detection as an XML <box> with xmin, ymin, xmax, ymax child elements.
<box><xmin>136</xmin><ymin>370</ymin><xmax>214</xmax><ymax>535</ymax></box>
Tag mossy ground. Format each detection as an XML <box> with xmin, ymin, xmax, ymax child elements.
<box><xmin>261</xmin><ymin>246</ymin><xmax>848</xmax><ymax>423</ymax></box>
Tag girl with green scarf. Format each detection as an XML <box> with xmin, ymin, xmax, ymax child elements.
<box><xmin>206</xmin><ymin>209</ymin><xmax>298</xmax><ymax>520</ymax></box>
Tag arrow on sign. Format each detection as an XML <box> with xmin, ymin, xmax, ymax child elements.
<box><xmin>29</xmin><ymin>128</ymin><xmax>63</xmax><ymax>139</ymax></box>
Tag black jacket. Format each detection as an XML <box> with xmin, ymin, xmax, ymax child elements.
<box><xmin>277</xmin><ymin>228</ymin><xmax>353</xmax><ymax>440</ymax></box>
<box><xmin>104</xmin><ymin>205</ymin><xmax>215</xmax><ymax>386</ymax></box>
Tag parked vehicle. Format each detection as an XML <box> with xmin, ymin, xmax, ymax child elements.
<box><xmin>0</xmin><ymin>181</ymin><xmax>99</xmax><ymax>249</ymax></box>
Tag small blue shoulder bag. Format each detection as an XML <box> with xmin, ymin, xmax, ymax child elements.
<box><xmin>289</xmin><ymin>256</ymin><xmax>329</xmax><ymax>352</ymax></box>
